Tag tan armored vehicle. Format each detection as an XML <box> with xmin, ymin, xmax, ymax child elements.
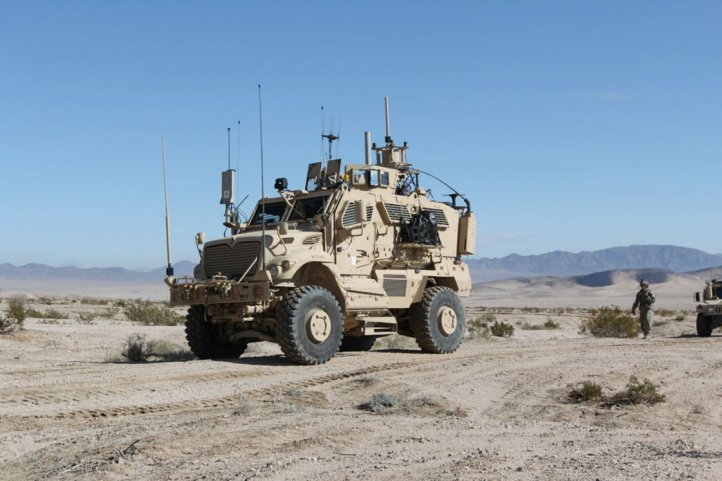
<box><xmin>166</xmin><ymin>99</ymin><xmax>476</xmax><ymax>364</ymax></box>
<box><xmin>694</xmin><ymin>279</ymin><xmax>722</xmax><ymax>337</ymax></box>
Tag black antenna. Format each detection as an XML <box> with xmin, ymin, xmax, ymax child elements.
<box><xmin>258</xmin><ymin>84</ymin><xmax>266</xmax><ymax>271</ymax></box>
<box><xmin>160</xmin><ymin>136</ymin><xmax>174</xmax><ymax>278</ymax></box>
<box><xmin>236</xmin><ymin>120</ymin><xmax>240</xmax><ymax>204</ymax></box>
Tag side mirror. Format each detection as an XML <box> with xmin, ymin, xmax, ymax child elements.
<box><xmin>695</xmin><ymin>292</ymin><xmax>701</xmax><ymax>302</ymax></box>
<box><xmin>195</xmin><ymin>232</ymin><xmax>205</xmax><ymax>245</ymax></box>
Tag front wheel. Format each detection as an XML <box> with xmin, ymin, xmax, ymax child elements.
<box><xmin>276</xmin><ymin>286</ymin><xmax>344</xmax><ymax>365</ymax></box>
<box><xmin>185</xmin><ymin>305</ymin><xmax>246</xmax><ymax>359</ymax></box>
<box><xmin>409</xmin><ymin>286</ymin><xmax>465</xmax><ymax>354</ymax></box>
<box><xmin>697</xmin><ymin>314</ymin><xmax>713</xmax><ymax>337</ymax></box>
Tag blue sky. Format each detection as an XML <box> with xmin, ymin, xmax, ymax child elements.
<box><xmin>1</xmin><ymin>0</ymin><xmax>720</xmax><ymax>268</ymax></box>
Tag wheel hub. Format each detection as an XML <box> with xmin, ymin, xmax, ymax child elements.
<box><xmin>437</xmin><ymin>306</ymin><xmax>458</xmax><ymax>336</ymax></box>
<box><xmin>306</xmin><ymin>307</ymin><xmax>331</xmax><ymax>343</ymax></box>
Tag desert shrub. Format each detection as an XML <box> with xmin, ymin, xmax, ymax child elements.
<box><xmin>25</xmin><ymin>307</ymin><xmax>68</xmax><ymax>319</ymax></box>
<box><xmin>652</xmin><ymin>319</ymin><xmax>669</xmax><ymax>327</ymax></box>
<box><xmin>100</xmin><ymin>307</ymin><xmax>120</xmax><ymax>319</ymax></box>
<box><xmin>354</xmin><ymin>376</ymin><xmax>379</xmax><ymax>386</ymax></box>
<box><xmin>568</xmin><ymin>381</ymin><xmax>604</xmax><ymax>403</ymax></box>
<box><xmin>123</xmin><ymin>299</ymin><xmax>184</xmax><ymax>326</ymax></box>
<box><xmin>579</xmin><ymin>306</ymin><xmax>639</xmax><ymax>338</ymax></box>
<box><xmin>674</xmin><ymin>315</ymin><xmax>685</xmax><ymax>322</ymax></box>
<box><xmin>655</xmin><ymin>309</ymin><xmax>674</xmax><ymax>318</ymax></box>
<box><xmin>146</xmin><ymin>339</ymin><xmax>195</xmax><ymax>361</ymax></box>
<box><xmin>521</xmin><ymin>318</ymin><xmax>561</xmax><ymax>330</ymax></box>
<box><xmin>76</xmin><ymin>312</ymin><xmax>96</xmax><ymax>323</ymax></box>
<box><xmin>80</xmin><ymin>297</ymin><xmax>109</xmax><ymax>305</ymax></box>
<box><xmin>115</xmin><ymin>299</ymin><xmax>128</xmax><ymax>308</ymax></box>
<box><xmin>467</xmin><ymin>317</ymin><xmax>491</xmax><ymax>340</ymax></box>
<box><xmin>122</xmin><ymin>334</ymin><xmax>152</xmax><ymax>361</ymax></box>
<box><xmin>479</xmin><ymin>312</ymin><xmax>497</xmax><ymax>323</ymax></box>
<box><xmin>358</xmin><ymin>393</ymin><xmax>398</xmax><ymax>413</ymax></box>
<box><xmin>490</xmin><ymin>320</ymin><xmax>514</xmax><ymax>337</ymax></box>
<box><xmin>7</xmin><ymin>297</ymin><xmax>27</xmax><ymax>324</ymax></box>
<box><xmin>0</xmin><ymin>316</ymin><xmax>21</xmax><ymax>333</ymax></box>
<box><xmin>374</xmin><ymin>334</ymin><xmax>416</xmax><ymax>350</ymax></box>
<box><xmin>120</xmin><ymin>336</ymin><xmax>194</xmax><ymax>362</ymax></box>
<box><xmin>37</xmin><ymin>296</ymin><xmax>55</xmax><ymax>305</ymax></box>
<box><xmin>607</xmin><ymin>376</ymin><xmax>666</xmax><ymax>406</ymax></box>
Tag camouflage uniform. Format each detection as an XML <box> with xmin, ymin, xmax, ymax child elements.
<box><xmin>632</xmin><ymin>283</ymin><xmax>655</xmax><ymax>338</ymax></box>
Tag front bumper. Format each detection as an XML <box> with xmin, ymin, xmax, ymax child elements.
<box><xmin>169</xmin><ymin>278</ymin><xmax>271</xmax><ymax>306</ymax></box>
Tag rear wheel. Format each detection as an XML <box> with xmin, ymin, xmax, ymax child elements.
<box><xmin>277</xmin><ymin>286</ymin><xmax>343</xmax><ymax>365</ymax></box>
<box><xmin>409</xmin><ymin>286</ymin><xmax>465</xmax><ymax>354</ymax></box>
<box><xmin>697</xmin><ymin>314</ymin><xmax>713</xmax><ymax>337</ymax></box>
<box><xmin>339</xmin><ymin>336</ymin><xmax>376</xmax><ymax>352</ymax></box>
<box><xmin>185</xmin><ymin>305</ymin><xmax>246</xmax><ymax>359</ymax></box>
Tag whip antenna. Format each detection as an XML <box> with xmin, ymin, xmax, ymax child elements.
<box><xmin>258</xmin><ymin>84</ymin><xmax>266</xmax><ymax>271</ymax></box>
<box><xmin>161</xmin><ymin>136</ymin><xmax>174</xmax><ymax>278</ymax></box>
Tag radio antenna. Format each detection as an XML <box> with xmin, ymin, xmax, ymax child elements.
<box><xmin>236</xmin><ymin>120</ymin><xmax>241</xmax><ymax>204</ymax></box>
<box><xmin>227</xmin><ymin>127</ymin><xmax>231</xmax><ymax>170</ymax></box>
<box><xmin>161</xmin><ymin>136</ymin><xmax>174</xmax><ymax>278</ymax></box>
<box><xmin>257</xmin><ymin>84</ymin><xmax>266</xmax><ymax>271</ymax></box>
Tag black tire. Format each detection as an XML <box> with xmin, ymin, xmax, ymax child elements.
<box><xmin>339</xmin><ymin>336</ymin><xmax>376</xmax><ymax>352</ymax></box>
<box><xmin>409</xmin><ymin>286</ymin><xmax>465</xmax><ymax>354</ymax></box>
<box><xmin>185</xmin><ymin>305</ymin><xmax>246</xmax><ymax>359</ymax></box>
<box><xmin>697</xmin><ymin>314</ymin><xmax>713</xmax><ymax>337</ymax></box>
<box><xmin>277</xmin><ymin>286</ymin><xmax>343</xmax><ymax>365</ymax></box>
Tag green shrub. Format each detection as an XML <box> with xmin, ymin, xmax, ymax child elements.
<box><xmin>123</xmin><ymin>299</ymin><xmax>184</xmax><ymax>326</ymax></box>
<box><xmin>579</xmin><ymin>306</ymin><xmax>639</xmax><ymax>338</ymax></box>
<box><xmin>608</xmin><ymin>376</ymin><xmax>666</xmax><ymax>406</ymax></box>
<box><xmin>568</xmin><ymin>381</ymin><xmax>604</xmax><ymax>402</ymax></box>
<box><xmin>490</xmin><ymin>320</ymin><xmax>514</xmax><ymax>337</ymax></box>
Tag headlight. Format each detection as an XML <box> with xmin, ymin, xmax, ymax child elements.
<box><xmin>269</xmin><ymin>265</ymin><xmax>281</xmax><ymax>277</ymax></box>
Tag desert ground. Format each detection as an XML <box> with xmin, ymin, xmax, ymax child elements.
<box><xmin>1</xmin><ymin>281</ymin><xmax>721</xmax><ymax>481</ymax></box>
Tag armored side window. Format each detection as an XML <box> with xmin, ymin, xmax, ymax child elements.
<box><xmin>380</xmin><ymin>171</ymin><xmax>390</xmax><ymax>186</ymax></box>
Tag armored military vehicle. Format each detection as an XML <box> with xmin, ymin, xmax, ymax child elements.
<box><xmin>694</xmin><ymin>279</ymin><xmax>722</xmax><ymax>337</ymax></box>
<box><xmin>166</xmin><ymin>98</ymin><xmax>476</xmax><ymax>364</ymax></box>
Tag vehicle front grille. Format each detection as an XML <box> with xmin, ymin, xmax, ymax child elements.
<box><xmin>204</xmin><ymin>242</ymin><xmax>259</xmax><ymax>279</ymax></box>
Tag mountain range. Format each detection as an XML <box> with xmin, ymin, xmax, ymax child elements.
<box><xmin>467</xmin><ymin>245</ymin><xmax>722</xmax><ymax>282</ymax></box>
<box><xmin>1</xmin><ymin>245</ymin><xmax>720</xmax><ymax>285</ymax></box>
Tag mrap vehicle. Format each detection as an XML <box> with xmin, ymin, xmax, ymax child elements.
<box><xmin>166</xmin><ymin>98</ymin><xmax>476</xmax><ymax>364</ymax></box>
<box><xmin>695</xmin><ymin>279</ymin><xmax>722</xmax><ymax>337</ymax></box>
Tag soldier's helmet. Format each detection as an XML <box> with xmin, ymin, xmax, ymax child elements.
<box><xmin>639</xmin><ymin>279</ymin><xmax>649</xmax><ymax>287</ymax></box>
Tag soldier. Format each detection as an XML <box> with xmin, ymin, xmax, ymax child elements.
<box><xmin>631</xmin><ymin>279</ymin><xmax>655</xmax><ymax>339</ymax></box>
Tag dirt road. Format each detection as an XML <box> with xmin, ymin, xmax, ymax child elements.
<box><xmin>1</xmin><ymin>304</ymin><xmax>721</xmax><ymax>481</ymax></box>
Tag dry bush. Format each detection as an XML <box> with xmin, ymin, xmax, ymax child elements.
<box><xmin>568</xmin><ymin>381</ymin><xmax>604</xmax><ymax>403</ymax></box>
<box><xmin>76</xmin><ymin>312</ymin><xmax>96</xmax><ymax>323</ymax></box>
<box><xmin>357</xmin><ymin>393</ymin><xmax>465</xmax><ymax>417</ymax></box>
<box><xmin>521</xmin><ymin>318</ymin><xmax>561</xmax><ymax>330</ymax></box>
<box><xmin>674</xmin><ymin>314</ymin><xmax>685</xmax><ymax>322</ymax></box>
<box><xmin>122</xmin><ymin>334</ymin><xmax>152</xmax><ymax>361</ymax></box>
<box><xmin>7</xmin><ymin>297</ymin><xmax>26</xmax><ymax>324</ymax></box>
<box><xmin>123</xmin><ymin>299</ymin><xmax>184</xmax><ymax>326</ymax></box>
<box><xmin>467</xmin><ymin>317</ymin><xmax>491</xmax><ymax>340</ymax></box>
<box><xmin>579</xmin><ymin>306</ymin><xmax>639</xmax><ymax>338</ymax></box>
<box><xmin>120</xmin><ymin>335</ymin><xmax>194</xmax><ymax>362</ymax></box>
<box><xmin>606</xmin><ymin>376</ymin><xmax>666</xmax><ymax>406</ymax></box>
<box><xmin>490</xmin><ymin>320</ymin><xmax>515</xmax><ymax>337</ymax></box>
<box><xmin>80</xmin><ymin>297</ymin><xmax>110</xmax><ymax>305</ymax></box>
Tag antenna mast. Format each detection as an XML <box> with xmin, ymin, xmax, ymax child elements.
<box><xmin>258</xmin><ymin>84</ymin><xmax>266</xmax><ymax>271</ymax></box>
<box><xmin>161</xmin><ymin>136</ymin><xmax>174</xmax><ymax>278</ymax></box>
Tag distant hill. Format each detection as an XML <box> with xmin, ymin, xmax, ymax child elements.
<box><xmin>0</xmin><ymin>261</ymin><xmax>196</xmax><ymax>282</ymax></box>
<box><xmin>468</xmin><ymin>245</ymin><xmax>722</xmax><ymax>282</ymax></box>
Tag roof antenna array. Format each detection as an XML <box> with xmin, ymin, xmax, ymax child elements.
<box><xmin>373</xmin><ymin>96</ymin><xmax>409</xmax><ymax>167</ymax></box>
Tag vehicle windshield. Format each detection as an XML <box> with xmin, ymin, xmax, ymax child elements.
<box><xmin>249</xmin><ymin>201</ymin><xmax>287</xmax><ymax>225</ymax></box>
<box><xmin>287</xmin><ymin>195</ymin><xmax>329</xmax><ymax>221</ymax></box>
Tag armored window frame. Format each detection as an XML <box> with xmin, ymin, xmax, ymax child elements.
<box><xmin>287</xmin><ymin>194</ymin><xmax>330</xmax><ymax>222</ymax></box>
<box><xmin>249</xmin><ymin>200</ymin><xmax>287</xmax><ymax>226</ymax></box>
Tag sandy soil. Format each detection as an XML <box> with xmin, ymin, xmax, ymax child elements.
<box><xmin>1</xmin><ymin>293</ymin><xmax>721</xmax><ymax>481</ymax></box>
